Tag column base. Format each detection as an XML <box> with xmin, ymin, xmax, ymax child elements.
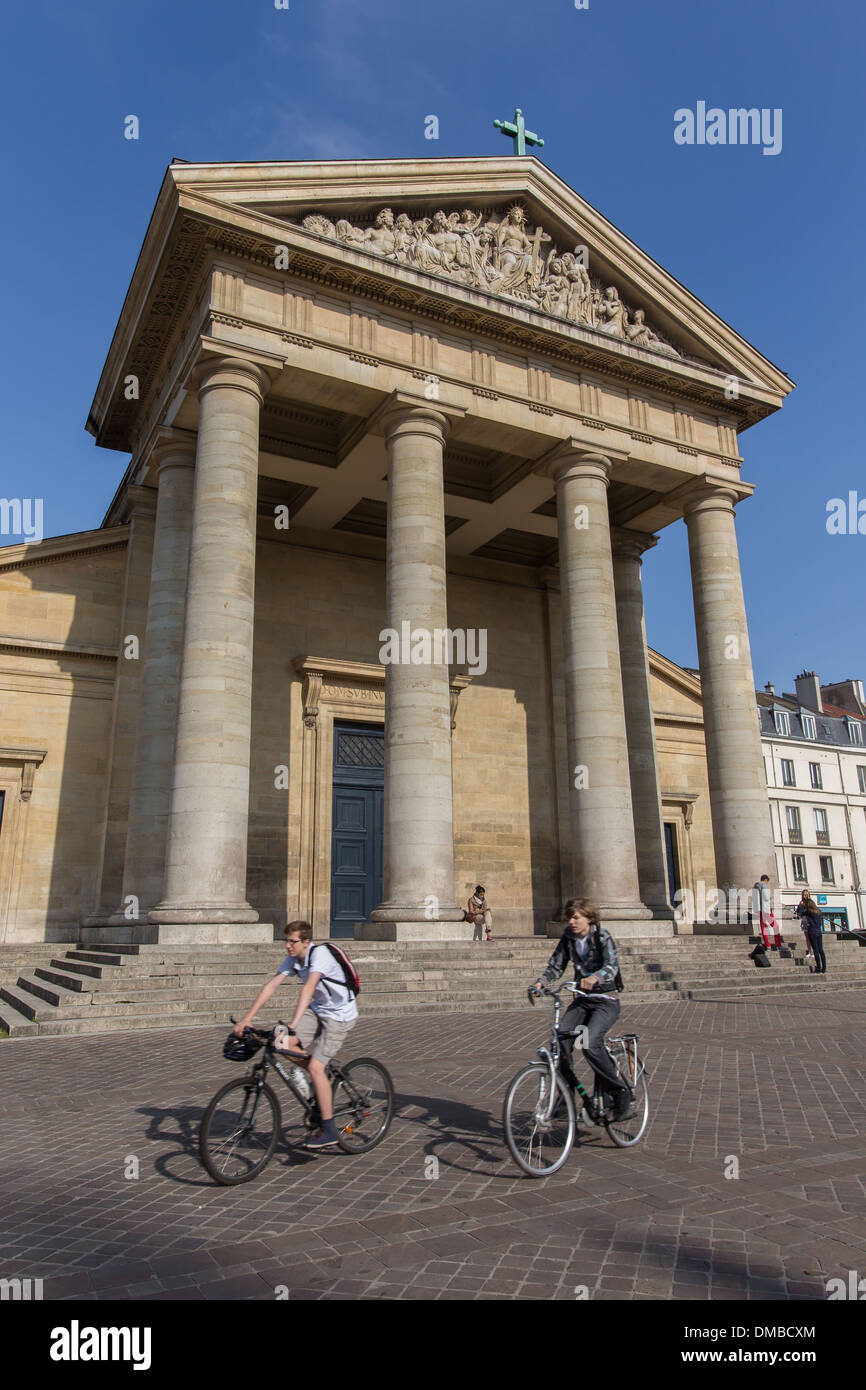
<box><xmin>148</xmin><ymin>902</ymin><xmax>259</xmax><ymax>925</ymax></box>
<box><xmin>355</xmin><ymin>919</ymin><xmax>474</xmax><ymax>941</ymax></box>
<box><xmin>544</xmin><ymin>918</ymin><xmax>676</xmax><ymax>940</ymax></box>
<box><xmin>370</xmin><ymin>901</ymin><xmax>465</xmax><ymax>924</ymax></box>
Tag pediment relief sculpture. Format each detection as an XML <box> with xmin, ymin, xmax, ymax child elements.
<box><xmin>295</xmin><ymin>203</ymin><xmax>680</xmax><ymax>357</ymax></box>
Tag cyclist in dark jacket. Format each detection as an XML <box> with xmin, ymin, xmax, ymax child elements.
<box><xmin>532</xmin><ymin>897</ymin><xmax>632</xmax><ymax>1120</ymax></box>
<box><xmin>800</xmin><ymin>897</ymin><xmax>827</xmax><ymax>973</ymax></box>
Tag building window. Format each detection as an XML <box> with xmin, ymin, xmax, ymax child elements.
<box><xmin>774</xmin><ymin>710</ymin><xmax>791</xmax><ymax>737</ymax></box>
<box><xmin>786</xmin><ymin>805</ymin><xmax>802</xmax><ymax>843</ymax></box>
<box><xmin>814</xmin><ymin>807</ymin><xmax>829</xmax><ymax>845</ymax></box>
<box><xmin>820</xmin><ymin>855</ymin><xmax>835</xmax><ymax>884</ymax></box>
<box><xmin>781</xmin><ymin>759</ymin><xmax>795</xmax><ymax>787</ymax></box>
<box><xmin>791</xmin><ymin>853</ymin><xmax>807</xmax><ymax>882</ymax></box>
<box><xmin>809</xmin><ymin>762</ymin><xmax>822</xmax><ymax>790</ymax></box>
<box><xmin>858</xmin><ymin>765</ymin><xmax>866</xmax><ymax>795</ymax></box>
<box><xmin>848</xmin><ymin>720</ymin><xmax>864</xmax><ymax>746</ymax></box>
<box><xmin>802</xmin><ymin>713</ymin><xmax>816</xmax><ymax>739</ymax></box>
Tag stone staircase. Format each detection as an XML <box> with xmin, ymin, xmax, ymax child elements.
<box><xmin>1</xmin><ymin>933</ymin><xmax>865</xmax><ymax>1038</ymax></box>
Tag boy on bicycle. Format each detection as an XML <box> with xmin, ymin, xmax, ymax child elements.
<box><xmin>234</xmin><ymin>920</ymin><xmax>357</xmax><ymax>1149</ymax></box>
<box><xmin>531</xmin><ymin>897</ymin><xmax>633</xmax><ymax>1120</ymax></box>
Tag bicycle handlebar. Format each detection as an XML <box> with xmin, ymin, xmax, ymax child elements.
<box><xmin>228</xmin><ymin>1015</ymin><xmax>297</xmax><ymax>1040</ymax></box>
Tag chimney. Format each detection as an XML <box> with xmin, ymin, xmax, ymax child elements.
<box><xmin>795</xmin><ymin>670</ymin><xmax>823</xmax><ymax>713</ymax></box>
<box><xmin>764</xmin><ymin>682</ymin><xmax>775</xmax><ymax>696</ymax></box>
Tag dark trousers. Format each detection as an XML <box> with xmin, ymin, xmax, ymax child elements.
<box><xmin>557</xmin><ymin>995</ymin><xmax>628</xmax><ymax>1095</ymax></box>
<box><xmin>807</xmin><ymin>927</ymin><xmax>826</xmax><ymax>972</ymax></box>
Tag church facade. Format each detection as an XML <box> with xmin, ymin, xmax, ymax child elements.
<box><xmin>0</xmin><ymin>157</ymin><xmax>792</xmax><ymax>945</ymax></box>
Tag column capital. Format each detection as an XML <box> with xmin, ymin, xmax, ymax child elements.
<box><xmin>376</xmin><ymin>390</ymin><xmax>466</xmax><ymax>446</ymax></box>
<box><xmin>610</xmin><ymin>527</ymin><xmax>659</xmax><ymax>561</ymax></box>
<box><xmin>193</xmin><ymin>355</ymin><xmax>272</xmax><ymax>405</ymax></box>
<box><xmin>117</xmin><ymin>484</ymin><xmax>158</xmax><ymax>524</ymax></box>
<box><xmin>151</xmin><ymin>429</ymin><xmax>197</xmax><ymax>477</ymax></box>
<box><xmin>671</xmin><ymin>475</ymin><xmax>751</xmax><ymax>521</ymax></box>
<box><xmin>536</xmin><ymin>437</ymin><xmax>628</xmax><ymax>485</ymax></box>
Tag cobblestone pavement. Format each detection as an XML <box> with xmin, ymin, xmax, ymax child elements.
<box><xmin>2</xmin><ymin>992</ymin><xmax>866</xmax><ymax>1301</ymax></box>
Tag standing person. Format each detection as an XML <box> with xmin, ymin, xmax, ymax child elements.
<box><xmin>752</xmin><ymin>874</ymin><xmax>781</xmax><ymax>949</ymax></box>
<box><xmin>233</xmin><ymin>921</ymin><xmax>358</xmax><ymax>1149</ymax></box>
<box><xmin>531</xmin><ymin>898</ymin><xmax>632</xmax><ymax>1120</ymax></box>
<box><xmin>800</xmin><ymin>896</ymin><xmax>827</xmax><ymax>974</ymax></box>
<box><xmin>794</xmin><ymin>888</ymin><xmax>813</xmax><ymax>963</ymax></box>
<box><xmin>466</xmin><ymin>885</ymin><xmax>494</xmax><ymax>942</ymax></box>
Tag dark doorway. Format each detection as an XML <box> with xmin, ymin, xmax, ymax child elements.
<box><xmin>330</xmin><ymin>722</ymin><xmax>384</xmax><ymax>939</ymax></box>
<box><xmin>664</xmin><ymin>822</ymin><xmax>681</xmax><ymax>907</ymax></box>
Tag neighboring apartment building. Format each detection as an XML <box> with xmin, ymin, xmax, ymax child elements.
<box><xmin>759</xmin><ymin>671</ymin><xmax>866</xmax><ymax>932</ymax></box>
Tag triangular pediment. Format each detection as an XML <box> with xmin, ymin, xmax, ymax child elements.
<box><xmin>89</xmin><ymin>156</ymin><xmax>793</xmax><ymax>452</ymax></box>
<box><xmin>176</xmin><ymin>157</ymin><xmax>791</xmax><ymax>394</ymax></box>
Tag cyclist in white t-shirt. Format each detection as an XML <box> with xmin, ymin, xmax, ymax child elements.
<box><xmin>234</xmin><ymin>920</ymin><xmax>358</xmax><ymax>1149</ymax></box>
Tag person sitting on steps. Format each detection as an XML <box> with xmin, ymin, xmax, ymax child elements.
<box><xmin>466</xmin><ymin>884</ymin><xmax>494</xmax><ymax>941</ymax></box>
<box><xmin>233</xmin><ymin>920</ymin><xmax>358</xmax><ymax>1150</ymax></box>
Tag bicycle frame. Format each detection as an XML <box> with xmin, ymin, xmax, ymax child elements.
<box><xmin>533</xmin><ymin>985</ymin><xmax>645</xmax><ymax>1125</ymax></box>
<box><xmin>240</xmin><ymin>1027</ymin><xmax>363</xmax><ymax>1133</ymax></box>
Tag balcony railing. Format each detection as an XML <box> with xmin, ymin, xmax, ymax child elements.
<box><xmin>788</xmin><ymin>829</ymin><xmax>803</xmax><ymax>844</ymax></box>
<box><xmin>816</xmin><ymin>830</ymin><xmax>830</xmax><ymax>846</ymax></box>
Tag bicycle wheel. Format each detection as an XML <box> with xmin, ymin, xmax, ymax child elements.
<box><xmin>199</xmin><ymin>1076</ymin><xmax>281</xmax><ymax>1185</ymax></box>
<box><xmin>332</xmin><ymin>1057</ymin><xmax>394</xmax><ymax>1153</ymax></box>
<box><xmin>502</xmin><ymin>1064</ymin><xmax>575</xmax><ymax>1177</ymax></box>
<box><xmin>605</xmin><ymin>1059</ymin><xmax>650</xmax><ymax>1148</ymax></box>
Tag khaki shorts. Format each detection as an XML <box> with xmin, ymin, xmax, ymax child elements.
<box><xmin>293</xmin><ymin>1009</ymin><xmax>356</xmax><ymax>1065</ymax></box>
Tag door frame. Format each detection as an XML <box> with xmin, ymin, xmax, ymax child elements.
<box><xmin>329</xmin><ymin>721</ymin><xmax>384</xmax><ymax>936</ymax></box>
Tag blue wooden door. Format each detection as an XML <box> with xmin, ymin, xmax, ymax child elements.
<box><xmin>330</xmin><ymin>723</ymin><xmax>384</xmax><ymax>938</ymax></box>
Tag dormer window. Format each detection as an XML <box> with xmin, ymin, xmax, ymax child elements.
<box><xmin>802</xmin><ymin>713</ymin><xmax>816</xmax><ymax>740</ymax></box>
<box><xmin>848</xmin><ymin>719</ymin><xmax>864</xmax><ymax>746</ymax></box>
<box><xmin>774</xmin><ymin>710</ymin><xmax>791</xmax><ymax>737</ymax></box>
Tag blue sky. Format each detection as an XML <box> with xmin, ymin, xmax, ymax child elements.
<box><xmin>2</xmin><ymin>0</ymin><xmax>863</xmax><ymax>690</ymax></box>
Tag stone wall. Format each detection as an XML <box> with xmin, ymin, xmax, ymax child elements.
<box><xmin>0</xmin><ymin>543</ymin><xmax>125</xmax><ymax>940</ymax></box>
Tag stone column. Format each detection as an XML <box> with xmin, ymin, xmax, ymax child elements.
<box><xmin>368</xmin><ymin>404</ymin><xmax>463</xmax><ymax>934</ymax></box>
<box><xmin>684</xmin><ymin>482</ymin><xmax>775</xmax><ymax>903</ymax></box>
<box><xmin>611</xmin><ymin>528</ymin><xmax>673</xmax><ymax>916</ymax></box>
<box><xmin>83</xmin><ymin>487</ymin><xmax>155</xmax><ymax>925</ymax></box>
<box><xmin>109</xmin><ymin>440</ymin><xmax>195</xmax><ymax>929</ymax></box>
<box><xmin>149</xmin><ymin>358</ymin><xmax>270</xmax><ymax>932</ymax></box>
<box><xmin>553</xmin><ymin>449</ymin><xmax>650</xmax><ymax>924</ymax></box>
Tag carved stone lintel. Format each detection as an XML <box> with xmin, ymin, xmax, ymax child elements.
<box><xmin>0</xmin><ymin>747</ymin><xmax>47</xmax><ymax>802</ymax></box>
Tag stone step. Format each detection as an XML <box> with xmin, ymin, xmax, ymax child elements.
<box><xmin>15</xmin><ymin>975</ymin><xmax>93</xmax><ymax>1010</ymax></box>
<box><xmin>0</xmin><ymin>994</ymin><xmax>41</xmax><ymax>1036</ymax></box>
<box><xmin>34</xmin><ymin>967</ymin><xmax>92</xmax><ymax>992</ymax></box>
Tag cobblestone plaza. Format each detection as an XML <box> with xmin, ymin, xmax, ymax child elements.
<box><xmin>2</xmin><ymin>993</ymin><xmax>864</xmax><ymax>1302</ymax></box>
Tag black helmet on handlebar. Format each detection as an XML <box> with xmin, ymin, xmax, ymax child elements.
<box><xmin>222</xmin><ymin>1031</ymin><xmax>264</xmax><ymax>1062</ymax></box>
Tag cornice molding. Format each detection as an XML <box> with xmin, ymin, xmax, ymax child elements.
<box><xmin>0</xmin><ymin>530</ymin><xmax>129</xmax><ymax>572</ymax></box>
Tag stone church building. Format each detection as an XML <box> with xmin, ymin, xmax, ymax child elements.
<box><xmin>0</xmin><ymin>157</ymin><xmax>792</xmax><ymax>946</ymax></box>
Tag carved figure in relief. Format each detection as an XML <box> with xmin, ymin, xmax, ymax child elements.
<box><xmin>561</xmin><ymin>250</ymin><xmax>593</xmax><ymax>325</ymax></box>
<box><xmin>293</xmin><ymin>203</ymin><xmax>681</xmax><ymax>357</ymax></box>
<box><xmin>624</xmin><ymin>308</ymin><xmax>679</xmax><ymax>357</ymax></box>
<box><xmin>597</xmin><ymin>285</ymin><xmax>627</xmax><ymax>337</ymax></box>
<box><xmin>338</xmin><ymin>207</ymin><xmax>397</xmax><ymax>257</ymax></box>
<box><xmin>537</xmin><ymin>256</ymin><xmax>570</xmax><ymax>316</ymax></box>
<box><xmin>389</xmin><ymin>212</ymin><xmax>416</xmax><ymax>263</ymax></box>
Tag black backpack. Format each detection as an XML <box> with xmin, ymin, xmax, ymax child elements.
<box><xmin>312</xmin><ymin>942</ymin><xmax>361</xmax><ymax>997</ymax></box>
